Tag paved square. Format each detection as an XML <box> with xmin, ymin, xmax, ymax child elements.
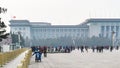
<box><xmin>29</xmin><ymin>49</ymin><xmax>120</xmax><ymax>68</ymax></box>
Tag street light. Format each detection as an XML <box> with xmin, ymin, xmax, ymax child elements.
<box><xmin>72</xmin><ymin>38</ymin><xmax>76</xmax><ymax>47</ymax></box>
<box><xmin>18</xmin><ymin>31</ymin><xmax>21</xmax><ymax>48</ymax></box>
<box><xmin>112</xmin><ymin>31</ymin><xmax>115</xmax><ymax>46</ymax></box>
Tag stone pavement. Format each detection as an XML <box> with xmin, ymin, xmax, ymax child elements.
<box><xmin>29</xmin><ymin>49</ymin><xmax>120</xmax><ymax>68</ymax></box>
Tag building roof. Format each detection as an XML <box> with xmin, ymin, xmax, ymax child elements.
<box><xmin>31</xmin><ymin>24</ymin><xmax>88</xmax><ymax>28</ymax></box>
<box><xmin>85</xmin><ymin>18</ymin><xmax>120</xmax><ymax>23</ymax></box>
<box><xmin>9</xmin><ymin>19</ymin><xmax>89</xmax><ymax>28</ymax></box>
<box><xmin>30</xmin><ymin>22</ymin><xmax>51</xmax><ymax>26</ymax></box>
<box><xmin>9</xmin><ymin>20</ymin><xmax>29</xmax><ymax>23</ymax></box>
<box><xmin>9</xmin><ymin>20</ymin><xmax>30</xmax><ymax>26</ymax></box>
<box><xmin>30</xmin><ymin>22</ymin><xmax>51</xmax><ymax>24</ymax></box>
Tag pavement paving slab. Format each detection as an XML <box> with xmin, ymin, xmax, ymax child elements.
<box><xmin>29</xmin><ymin>49</ymin><xmax>120</xmax><ymax>68</ymax></box>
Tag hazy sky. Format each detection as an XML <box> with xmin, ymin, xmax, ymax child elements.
<box><xmin>1</xmin><ymin>0</ymin><xmax>120</xmax><ymax>25</ymax></box>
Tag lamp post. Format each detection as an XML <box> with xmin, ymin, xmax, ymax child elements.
<box><xmin>72</xmin><ymin>38</ymin><xmax>76</xmax><ymax>47</ymax></box>
<box><xmin>112</xmin><ymin>31</ymin><xmax>115</xmax><ymax>46</ymax></box>
<box><xmin>18</xmin><ymin>32</ymin><xmax>21</xmax><ymax>48</ymax></box>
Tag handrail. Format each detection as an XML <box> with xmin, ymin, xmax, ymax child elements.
<box><xmin>17</xmin><ymin>49</ymin><xmax>32</xmax><ymax>68</ymax></box>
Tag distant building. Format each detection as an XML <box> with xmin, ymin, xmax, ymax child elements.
<box><xmin>9</xmin><ymin>18</ymin><xmax>120</xmax><ymax>46</ymax></box>
<box><xmin>85</xmin><ymin>18</ymin><xmax>120</xmax><ymax>46</ymax></box>
<box><xmin>86</xmin><ymin>18</ymin><xmax>120</xmax><ymax>39</ymax></box>
<box><xmin>9</xmin><ymin>20</ymin><xmax>31</xmax><ymax>38</ymax></box>
<box><xmin>9</xmin><ymin>20</ymin><xmax>89</xmax><ymax>46</ymax></box>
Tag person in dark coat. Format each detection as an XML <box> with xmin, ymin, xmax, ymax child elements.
<box><xmin>80</xmin><ymin>46</ymin><xmax>84</xmax><ymax>53</ymax></box>
<box><xmin>116</xmin><ymin>46</ymin><xmax>119</xmax><ymax>50</ymax></box>
<box><xmin>92</xmin><ymin>46</ymin><xmax>96</xmax><ymax>52</ymax></box>
<box><xmin>110</xmin><ymin>46</ymin><xmax>113</xmax><ymax>52</ymax></box>
<box><xmin>43</xmin><ymin>46</ymin><xmax>47</xmax><ymax>57</ymax></box>
<box><xmin>32</xmin><ymin>50</ymin><xmax>42</xmax><ymax>62</ymax></box>
<box><xmin>31</xmin><ymin>46</ymin><xmax>35</xmax><ymax>52</ymax></box>
<box><xmin>85</xmin><ymin>46</ymin><xmax>88</xmax><ymax>52</ymax></box>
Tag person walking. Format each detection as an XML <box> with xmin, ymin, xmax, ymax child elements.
<box><xmin>80</xmin><ymin>46</ymin><xmax>84</xmax><ymax>53</ymax></box>
<box><xmin>43</xmin><ymin>46</ymin><xmax>47</xmax><ymax>57</ymax></box>
<box><xmin>110</xmin><ymin>46</ymin><xmax>113</xmax><ymax>52</ymax></box>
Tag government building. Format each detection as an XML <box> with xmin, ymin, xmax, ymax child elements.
<box><xmin>9</xmin><ymin>20</ymin><xmax>89</xmax><ymax>46</ymax></box>
<box><xmin>9</xmin><ymin>18</ymin><xmax>120</xmax><ymax>46</ymax></box>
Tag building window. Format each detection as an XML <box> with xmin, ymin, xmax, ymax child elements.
<box><xmin>116</xmin><ymin>26</ymin><xmax>119</xmax><ymax>37</ymax></box>
<box><xmin>106</xmin><ymin>26</ymin><xmax>109</xmax><ymax>38</ymax></box>
<box><xmin>41</xmin><ymin>29</ymin><xmax>43</xmax><ymax>32</ymax></box>
<box><xmin>81</xmin><ymin>29</ymin><xmax>84</xmax><ymax>32</ymax></box>
<box><xmin>68</xmin><ymin>29</ymin><xmax>71</xmax><ymax>32</ymax></box>
<box><xmin>23</xmin><ymin>28</ymin><xmax>25</xmax><ymax>30</ymax></box>
<box><xmin>48</xmin><ymin>29</ymin><xmax>51</xmax><ymax>32</ymax></box>
<box><xmin>44</xmin><ymin>29</ymin><xmax>46</xmax><ymax>32</ymax></box>
<box><xmin>52</xmin><ymin>29</ymin><xmax>55</xmax><ymax>32</ymax></box>
<box><xmin>116</xmin><ymin>26</ymin><xmax>119</xmax><ymax>31</ymax></box>
<box><xmin>60</xmin><ymin>29</ymin><xmax>63</xmax><ymax>32</ymax></box>
<box><xmin>111</xmin><ymin>26</ymin><xmax>114</xmax><ymax>31</ymax></box>
<box><xmin>15</xmin><ymin>28</ymin><xmax>17</xmax><ymax>30</ymax></box>
<box><xmin>19</xmin><ymin>28</ymin><xmax>21</xmax><ymax>30</ymax></box>
<box><xmin>64</xmin><ymin>29</ymin><xmax>67</xmax><ymax>32</ymax></box>
<box><xmin>77</xmin><ymin>29</ymin><xmax>80</xmax><ymax>32</ymax></box>
<box><xmin>73</xmin><ymin>29</ymin><xmax>76</xmax><ymax>32</ymax></box>
<box><xmin>106</xmin><ymin>26</ymin><xmax>109</xmax><ymax>32</ymax></box>
<box><xmin>101</xmin><ymin>26</ymin><xmax>104</xmax><ymax>37</ymax></box>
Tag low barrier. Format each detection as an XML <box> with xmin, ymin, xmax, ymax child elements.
<box><xmin>0</xmin><ymin>48</ymin><xmax>27</xmax><ymax>67</ymax></box>
<box><xmin>17</xmin><ymin>49</ymin><xmax>32</xmax><ymax>68</ymax></box>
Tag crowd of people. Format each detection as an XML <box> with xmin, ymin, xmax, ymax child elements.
<box><xmin>31</xmin><ymin>45</ymin><xmax>119</xmax><ymax>62</ymax></box>
<box><xmin>31</xmin><ymin>46</ymin><xmax>76</xmax><ymax>53</ymax></box>
<box><xmin>77</xmin><ymin>45</ymin><xmax>119</xmax><ymax>53</ymax></box>
<box><xmin>31</xmin><ymin>45</ymin><xmax>119</xmax><ymax>53</ymax></box>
